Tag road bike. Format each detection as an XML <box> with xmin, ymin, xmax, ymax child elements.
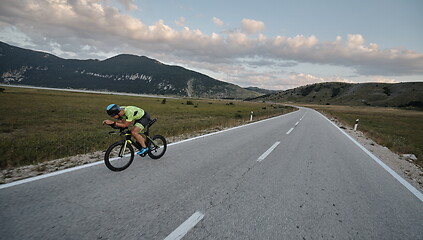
<box><xmin>104</xmin><ymin>118</ymin><xmax>167</xmax><ymax>171</ymax></box>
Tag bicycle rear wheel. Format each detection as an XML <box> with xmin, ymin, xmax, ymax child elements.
<box><xmin>147</xmin><ymin>135</ymin><xmax>167</xmax><ymax>159</ymax></box>
<box><xmin>104</xmin><ymin>141</ymin><xmax>134</xmax><ymax>171</ymax></box>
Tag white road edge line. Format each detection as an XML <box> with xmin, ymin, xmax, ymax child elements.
<box><xmin>0</xmin><ymin>110</ymin><xmax>300</xmax><ymax>190</ymax></box>
<box><xmin>315</xmin><ymin>109</ymin><xmax>423</xmax><ymax>202</ymax></box>
<box><xmin>0</xmin><ymin>161</ymin><xmax>103</xmax><ymax>190</ymax></box>
<box><xmin>286</xmin><ymin>128</ymin><xmax>294</xmax><ymax>135</ymax></box>
<box><xmin>257</xmin><ymin>142</ymin><xmax>280</xmax><ymax>162</ymax></box>
<box><xmin>164</xmin><ymin>211</ymin><xmax>205</xmax><ymax>240</ymax></box>
<box><xmin>0</xmin><ymin>155</ymin><xmax>125</xmax><ymax>190</ymax></box>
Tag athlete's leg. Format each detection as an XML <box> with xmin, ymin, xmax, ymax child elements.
<box><xmin>131</xmin><ymin>125</ymin><xmax>147</xmax><ymax>148</ymax></box>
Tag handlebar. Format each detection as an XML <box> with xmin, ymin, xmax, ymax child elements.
<box><xmin>108</xmin><ymin>127</ymin><xmax>129</xmax><ymax>136</ymax></box>
<box><xmin>105</xmin><ymin>118</ymin><xmax>157</xmax><ymax>134</ymax></box>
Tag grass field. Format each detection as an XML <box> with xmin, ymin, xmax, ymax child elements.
<box><xmin>0</xmin><ymin>86</ymin><xmax>295</xmax><ymax>169</ymax></box>
<box><xmin>304</xmin><ymin>104</ymin><xmax>423</xmax><ymax>167</ymax></box>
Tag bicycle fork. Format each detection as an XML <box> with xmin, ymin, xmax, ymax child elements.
<box><xmin>119</xmin><ymin>132</ymin><xmax>132</xmax><ymax>157</ymax></box>
<box><xmin>119</xmin><ymin>140</ymin><xmax>130</xmax><ymax>157</ymax></box>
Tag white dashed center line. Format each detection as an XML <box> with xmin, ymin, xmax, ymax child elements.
<box><xmin>257</xmin><ymin>142</ymin><xmax>280</xmax><ymax>162</ymax></box>
<box><xmin>164</xmin><ymin>211</ymin><xmax>205</xmax><ymax>240</ymax></box>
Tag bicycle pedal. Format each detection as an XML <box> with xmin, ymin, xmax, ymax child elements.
<box><xmin>140</xmin><ymin>153</ymin><xmax>147</xmax><ymax>157</ymax></box>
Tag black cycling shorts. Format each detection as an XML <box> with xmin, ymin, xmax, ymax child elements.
<box><xmin>134</xmin><ymin>111</ymin><xmax>150</xmax><ymax>129</ymax></box>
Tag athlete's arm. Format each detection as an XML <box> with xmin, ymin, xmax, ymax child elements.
<box><xmin>102</xmin><ymin>119</ymin><xmax>132</xmax><ymax>128</ymax></box>
<box><xmin>114</xmin><ymin>120</ymin><xmax>132</xmax><ymax>128</ymax></box>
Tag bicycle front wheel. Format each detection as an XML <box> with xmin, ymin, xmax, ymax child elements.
<box><xmin>147</xmin><ymin>135</ymin><xmax>167</xmax><ymax>159</ymax></box>
<box><xmin>104</xmin><ymin>141</ymin><xmax>134</xmax><ymax>171</ymax></box>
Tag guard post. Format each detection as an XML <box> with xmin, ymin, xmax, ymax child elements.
<box><xmin>353</xmin><ymin>119</ymin><xmax>359</xmax><ymax>131</ymax></box>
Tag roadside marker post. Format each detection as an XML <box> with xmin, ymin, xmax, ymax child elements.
<box><xmin>354</xmin><ymin>119</ymin><xmax>359</xmax><ymax>131</ymax></box>
<box><xmin>250</xmin><ymin>111</ymin><xmax>253</xmax><ymax>121</ymax></box>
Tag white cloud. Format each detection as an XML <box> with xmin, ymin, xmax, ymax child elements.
<box><xmin>212</xmin><ymin>17</ymin><xmax>224</xmax><ymax>26</ymax></box>
<box><xmin>277</xmin><ymin>35</ymin><xmax>318</xmax><ymax>49</ymax></box>
<box><xmin>116</xmin><ymin>0</ymin><xmax>138</xmax><ymax>11</ymax></box>
<box><xmin>241</xmin><ymin>19</ymin><xmax>265</xmax><ymax>34</ymax></box>
<box><xmin>0</xmin><ymin>0</ymin><xmax>422</xmax><ymax>90</ymax></box>
<box><xmin>347</xmin><ymin>34</ymin><xmax>365</xmax><ymax>49</ymax></box>
<box><xmin>368</xmin><ymin>76</ymin><xmax>398</xmax><ymax>83</ymax></box>
<box><xmin>288</xmin><ymin>73</ymin><xmax>352</xmax><ymax>86</ymax></box>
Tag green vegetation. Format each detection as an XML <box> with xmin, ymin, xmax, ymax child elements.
<box><xmin>306</xmin><ymin>104</ymin><xmax>423</xmax><ymax>167</ymax></box>
<box><xmin>0</xmin><ymin>86</ymin><xmax>294</xmax><ymax>169</ymax></box>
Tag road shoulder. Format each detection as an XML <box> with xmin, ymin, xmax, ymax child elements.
<box><xmin>324</xmin><ymin>114</ymin><xmax>423</xmax><ymax>193</ymax></box>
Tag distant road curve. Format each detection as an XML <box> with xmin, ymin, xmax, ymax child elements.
<box><xmin>0</xmin><ymin>84</ymin><xmax>178</xmax><ymax>99</ymax></box>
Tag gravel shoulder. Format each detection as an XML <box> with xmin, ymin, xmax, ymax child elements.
<box><xmin>327</xmin><ymin>116</ymin><xmax>423</xmax><ymax>192</ymax></box>
<box><xmin>1</xmin><ymin>116</ymin><xmax>422</xmax><ymax>193</ymax></box>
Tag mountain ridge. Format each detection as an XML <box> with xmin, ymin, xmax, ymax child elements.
<box><xmin>249</xmin><ymin>81</ymin><xmax>423</xmax><ymax>109</ymax></box>
<box><xmin>0</xmin><ymin>41</ymin><xmax>260</xmax><ymax>99</ymax></box>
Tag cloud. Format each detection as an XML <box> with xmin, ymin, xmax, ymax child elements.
<box><xmin>175</xmin><ymin>17</ymin><xmax>186</xmax><ymax>27</ymax></box>
<box><xmin>220</xmin><ymin>71</ymin><xmax>352</xmax><ymax>90</ymax></box>
<box><xmin>0</xmin><ymin>0</ymin><xmax>422</xmax><ymax>90</ymax></box>
<box><xmin>241</xmin><ymin>19</ymin><xmax>265</xmax><ymax>34</ymax></box>
<box><xmin>368</xmin><ymin>76</ymin><xmax>398</xmax><ymax>83</ymax></box>
<box><xmin>288</xmin><ymin>73</ymin><xmax>353</xmax><ymax>86</ymax></box>
<box><xmin>347</xmin><ymin>34</ymin><xmax>365</xmax><ymax>49</ymax></box>
<box><xmin>212</xmin><ymin>17</ymin><xmax>224</xmax><ymax>26</ymax></box>
<box><xmin>116</xmin><ymin>0</ymin><xmax>138</xmax><ymax>11</ymax></box>
<box><xmin>241</xmin><ymin>58</ymin><xmax>298</xmax><ymax>68</ymax></box>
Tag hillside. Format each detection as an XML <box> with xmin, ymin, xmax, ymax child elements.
<box><xmin>251</xmin><ymin>82</ymin><xmax>423</xmax><ymax>109</ymax></box>
<box><xmin>244</xmin><ymin>86</ymin><xmax>280</xmax><ymax>95</ymax></box>
<box><xmin>0</xmin><ymin>41</ymin><xmax>260</xmax><ymax>99</ymax></box>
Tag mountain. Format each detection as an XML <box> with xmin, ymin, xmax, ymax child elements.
<box><xmin>250</xmin><ymin>82</ymin><xmax>423</xmax><ymax>109</ymax></box>
<box><xmin>0</xmin><ymin>41</ymin><xmax>260</xmax><ymax>99</ymax></box>
<box><xmin>244</xmin><ymin>86</ymin><xmax>280</xmax><ymax>95</ymax></box>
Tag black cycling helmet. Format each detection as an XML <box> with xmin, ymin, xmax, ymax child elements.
<box><xmin>106</xmin><ymin>104</ymin><xmax>121</xmax><ymax>116</ymax></box>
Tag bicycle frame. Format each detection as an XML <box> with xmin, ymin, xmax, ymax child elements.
<box><xmin>111</xmin><ymin>123</ymin><xmax>160</xmax><ymax>153</ymax></box>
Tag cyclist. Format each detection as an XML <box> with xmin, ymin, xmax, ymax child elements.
<box><xmin>103</xmin><ymin>104</ymin><xmax>150</xmax><ymax>155</ymax></box>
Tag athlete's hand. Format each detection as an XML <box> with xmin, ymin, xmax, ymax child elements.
<box><xmin>103</xmin><ymin>120</ymin><xmax>114</xmax><ymax>125</ymax></box>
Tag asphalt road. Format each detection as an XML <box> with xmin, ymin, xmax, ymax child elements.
<box><xmin>1</xmin><ymin>108</ymin><xmax>422</xmax><ymax>239</ymax></box>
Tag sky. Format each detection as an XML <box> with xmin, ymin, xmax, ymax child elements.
<box><xmin>1</xmin><ymin>0</ymin><xmax>422</xmax><ymax>90</ymax></box>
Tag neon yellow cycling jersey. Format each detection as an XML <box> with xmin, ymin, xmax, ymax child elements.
<box><xmin>120</xmin><ymin>106</ymin><xmax>145</xmax><ymax>122</ymax></box>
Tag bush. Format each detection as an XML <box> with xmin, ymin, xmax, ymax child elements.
<box><xmin>383</xmin><ymin>87</ymin><xmax>391</xmax><ymax>96</ymax></box>
<box><xmin>399</xmin><ymin>101</ymin><xmax>423</xmax><ymax>109</ymax></box>
<box><xmin>300</xmin><ymin>85</ymin><xmax>315</xmax><ymax>96</ymax></box>
<box><xmin>186</xmin><ymin>100</ymin><xmax>194</xmax><ymax>105</ymax></box>
<box><xmin>331</xmin><ymin>88</ymin><xmax>341</xmax><ymax>98</ymax></box>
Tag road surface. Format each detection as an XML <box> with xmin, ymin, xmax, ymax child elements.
<box><xmin>1</xmin><ymin>108</ymin><xmax>422</xmax><ymax>239</ymax></box>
